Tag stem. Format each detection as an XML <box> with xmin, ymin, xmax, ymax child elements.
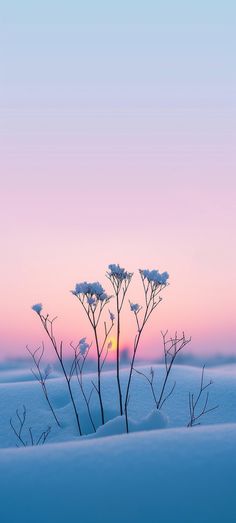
<box><xmin>40</xmin><ymin>316</ymin><xmax>82</xmax><ymax>436</ymax></box>
<box><xmin>93</xmin><ymin>323</ymin><xmax>105</xmax><ymax>425</ymax></box>
<box><xmin>43</xmin><ymin>385</ymin><xmax>61</xmax><ymax>427</ymax></box>
<box><xmin>116</xmin><ymin>292</ymin><xmax>123</xmax><ymax>415</ymax></box>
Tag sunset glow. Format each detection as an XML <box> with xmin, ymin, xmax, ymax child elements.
<box><xmin>1</xmin><ymin>2</ymin><xmax>235</xmax><ymax>361</ymax></box>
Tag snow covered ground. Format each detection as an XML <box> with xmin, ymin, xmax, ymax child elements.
<box><xmin>0</xmin><ymin>363</ymin><xmax>236</xmax><ymax>522</ymax></box>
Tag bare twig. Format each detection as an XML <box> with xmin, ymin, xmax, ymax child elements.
<box><xmin>70</xmin><ymin>341</ymin><xmax>96</xmax><ymax>433</ymax></box>
<box><xmin>10</xmin><ymin>405</ymin><xmax>51</xmax><ymax>447</ymax></box>
<box><xmin>156</xmin><ymin>331</ymin><xmax>191</xmax><ymax>409</ymax></box>
<box><xmin>26</xmin><ymin>344</ymin><xmax>61</xmax><ymax>427</ymax></box>
<box><xmin>187</xmin><ymin>365</ymin><xmax>219</xmax><ymax>427</ymax></box>
<box><xmin>37</xmin><ymin>314</ymin><xmax>82</xmax><ymax>435</ymax></box>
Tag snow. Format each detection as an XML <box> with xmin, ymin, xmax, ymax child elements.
<box><xmin>0</xmin><ymin>363</ymin><xmax>236</xmax><ymax>522</ymax></box>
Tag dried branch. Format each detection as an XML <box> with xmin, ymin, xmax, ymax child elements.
<box><xmin>70</xmin><ymin>341</ymin><xmax>96</xmax><ymax>433</ymax></box>
<box><xmin>187</xmin><ymin>365</ymin><xmax>219</xmax><ymax>427</ymax></box>
<box><xmin>10</xmin><ymin>405</ymin><xmax>51</xmax><ymax>447</ymax></box>
<box><xmin>26</xmin><ymin>344</ymin><xmax>61</xmax><ymax>427</ymax></box>
<box><xmin>37</xmin><ymin>314</ymin><xmax>82</xmax><ymax>435</ymax></box>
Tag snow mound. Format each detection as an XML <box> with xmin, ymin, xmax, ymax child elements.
<box><xmin>91</xmin><ymin>409</ymin><xmax>168</xmax><ymax>439</ymax></box>
<box><xmin>0</xmin><ymin>424</ymin><xmax>235</xmax><ymax>523</ymax></box>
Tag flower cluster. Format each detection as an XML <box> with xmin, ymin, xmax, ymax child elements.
<box><xmin>140</xmin><ymin>269</ymin><xmax>169</xmax><ymax>286</ymax></box>
<box><xmin>72</xmin><ymin>281</ymin><xmax>109</xmax><ymax>302</ymax></box>
<box><xmin>108</xmin><ymin>264</ymin><xmax>132</xmax><ymax>282</ymax></box>
<box><xmin>109</xmin><ymin>310</ymin><xmax>115</xmax><ymax>322</ymax></box>
<box><xmin>130</xmin><ymin>302</ymin><xmax>140</xmax><ymax>313</ymax></box>
<box><xmin>78</xmin><ymin>337</ymin><xmax>90</xmax><ymax>356</ymax></box>
<box><xmin>32</xmin><ymin>303</ymin><xmax>43</xmax><ymax>314</ymax></box>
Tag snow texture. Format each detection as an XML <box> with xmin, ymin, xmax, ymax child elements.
<box><xmin>0</xmin><ymin>363</ymin><xmax>236</xmax><ymax>522</ymax></box>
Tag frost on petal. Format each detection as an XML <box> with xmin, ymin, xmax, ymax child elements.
<box><xmin>87</xmin><ymin>297</ymin><xmax>96</xmax><ymax>305</ymax></box>
<box><xmin>140</xmin><ymin>268</ymin><xmax>169</xmax><ymax>286</ymax></box>
<box><xmin>32</xmin><ymin>303</ymin><xmax>42</xmax><ymax>314</ymax></box>
<box><xmin>130</xmin><ymin>303</ymin><xmax>140</xmax><ymax>313</ymax></box>
<box><xmin>79</xmin><ymin>342</ymin><xmax>89</xmax><ymax>355</ymax></box>
<box><xmin>108</xmin><ymin>263</ymin><xmax>132</xmax><ymax>281</ymax></box>
<box><xmin>99</xmin><ymin>293</ymin><xmax>108</xmax><ymax>301</ymax></box>
<box><xmin>109</xmin><ymin>310</ymin><xmax>115</xmax><ymax>322</ymax></box>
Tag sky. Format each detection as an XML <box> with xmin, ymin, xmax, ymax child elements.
<box><xmin>0</xmin><ymin>1</ymin><xmax>235</xmax><ymax>361</ymax></box>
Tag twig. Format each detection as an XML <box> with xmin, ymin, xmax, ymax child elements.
<box><xmin>26</xmin><ymin>344</ymin><xmax>61</xmax><ymax>427</ymax></box>
<box><xmin>187</xmin><ymin>365</ymin><xmax>219</xmax><ymax>427</ymax></box>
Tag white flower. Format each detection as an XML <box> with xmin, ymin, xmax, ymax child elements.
<box><xmin>109</xmin><ymin>310</ymin><xmax>115</xmax><ymax>322</ymax></box>
<box><xmin>87</xmin><ymin>297</ymin><xmax>96</xmax><ymax>305</ymax></box>
<box><xmin>140</xmin><ymin>269</ymin><xmax>169</xmax><ymax>286</ymax></box>
<box><xmin>32</xmin><ymin>303</ymin><xmax>42</xmax><ymax>314</ymax></box>
<box><xmin>99</xmin><ymin>292</ymin><xmax>108</xmax><ymax>301</ymax></box>
<box><xmin>79</xmin><ymin>342</ymin><xmax>89</xmax><ymax>355</ymax></box>
<box><xmin>108</xmin><ymin>263</ymin><xmax>132</xmax><ymax>282</ymax></box>
<box><xmin>73</xmin><ymin>280</ymin><xmax>110</xmax><ymax>302</ymax></box>
<box><xmin>130</xmin><ymin>302</ymin><xmax>140</xmax><ymax>313</ymax></box>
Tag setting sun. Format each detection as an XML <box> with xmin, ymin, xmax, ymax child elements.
<box><xmin>108</xmin><ymin>336</ymin><xmax>117</xmax><ymax>352</ymax></box>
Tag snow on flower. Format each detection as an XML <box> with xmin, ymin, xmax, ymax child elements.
<box><xmin>109</xmin><ymin>310</ymin><xmax>115</xmax><ymax>322</ymax></box>
<box><xmin>87</xmin><ymin>297</ymin><xmax>96</xmax><ymax>305</ymax></box>
<box><xmin>108</xmin><ymin>263</ymin><xmax>132</xmax><ymax>282</ymax></box>
<box><xmin>140</xmin><ymin>269</ymin><xmax>169</xmax><ymax>286</ymax></box>
<box><xmin>72</xmin><ymin>281</ymin><xmax>110</xmax><ymax>302</ymax></box>
<box><xmin>130</xmin><ymin>302</ymin><xmax>140</xmax><ymax>313</ymax></box>
<box><xmin>32</xmin><ymin>303</ymin><xmax>43</xmax><ymax>314</ymax></box>
<box><xmin>79</xmin><ymin>342</ymin><xmax>90</xmax><ymax>355</ymax></box>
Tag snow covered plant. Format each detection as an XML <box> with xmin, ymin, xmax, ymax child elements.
<box><xmin>106</xmin><ymin>264</ymin><xmax>133</xmax><ymax>415</ymax></box>
<box><xmin>71</xmin><ymin>281</ymin><xmax>113</xmax><ymax>425</ymax></box>
<box><xmin>32</xmin><ymin>264</ymin><xmax>170</xmax><ymax>436</ymax></box>
<box><xmin>31</xmin><ymin>305</ymin><xmax>83</xmax><ymax>435</ymax></box>
<box><xmin>124</xmin><ymin>269</ymin><xmax>169</xmax><ymax>432</ymax></box>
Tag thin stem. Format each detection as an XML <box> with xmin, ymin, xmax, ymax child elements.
<box><xmin>39</xmin><ymin>315</ymin><xmax>82</xmax><ymax>436</ymax></box>
<box><xmin>116</xmin><ymin>291</ymin><xmax>123</xmax><ymax>415</ymax></box>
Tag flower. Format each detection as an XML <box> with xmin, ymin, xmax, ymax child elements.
<box><xmin>87</xmin><ymin>297</ymin><xmax>96</xmax><ymax>305</ymax></box>
<box><xmin>130</xmin><ymin>302</ymin><xmax>140</xmax><ymax>313</ymax></box>
<box><xmin>32</xmin><ymin>303</ymin><xmax>43</xmax><ymax>314</ymax></box>
<box><xmin>140</xmin><ymin>269</ymin><xmax>169</xmax><ymax>286</ymax></box>
<box><xmin>108</xmin><ymin>263</ymin><xmax>132</xmax><ymax>282</ymax></box>
<box><xmin>72</xmin><ymin>281</ymin><xmax>110</xmax><ymax>302</ymax></box>
<box><xmin>79</xmin><ymin>342</ymin><xmax>90</xmax><ymax>355</ymax></box>
<box><xmin>109</xmin><ymin>310</ymin><xmax>115</xmax><ymax>322</ymax></box>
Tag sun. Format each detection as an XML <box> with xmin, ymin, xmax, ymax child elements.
<box><xmin>108</xmin><ymin>336</ymin><xmax>117</xmax><ymax>351</ymax></box>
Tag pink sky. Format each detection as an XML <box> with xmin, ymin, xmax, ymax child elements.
<box><xmin>1</xmin><ymin>7</ymin><xmax>235</xmax><ymax>360</ymax></box>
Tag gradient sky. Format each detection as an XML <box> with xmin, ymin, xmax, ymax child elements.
<box><xmin>0</xmin><ymin>1</ymin><xmax>235</xmax><ymax>361</ymax></box>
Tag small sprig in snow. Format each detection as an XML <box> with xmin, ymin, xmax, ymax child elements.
<box><xmin>32</xmin><ymin>303</ymin><xmax>43</xmax><ymax>314</ymax></box>
<box><xmin>140</xmin><ymin>269</ymin><xmax>169</xmax><ymax>286</ymax></box>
